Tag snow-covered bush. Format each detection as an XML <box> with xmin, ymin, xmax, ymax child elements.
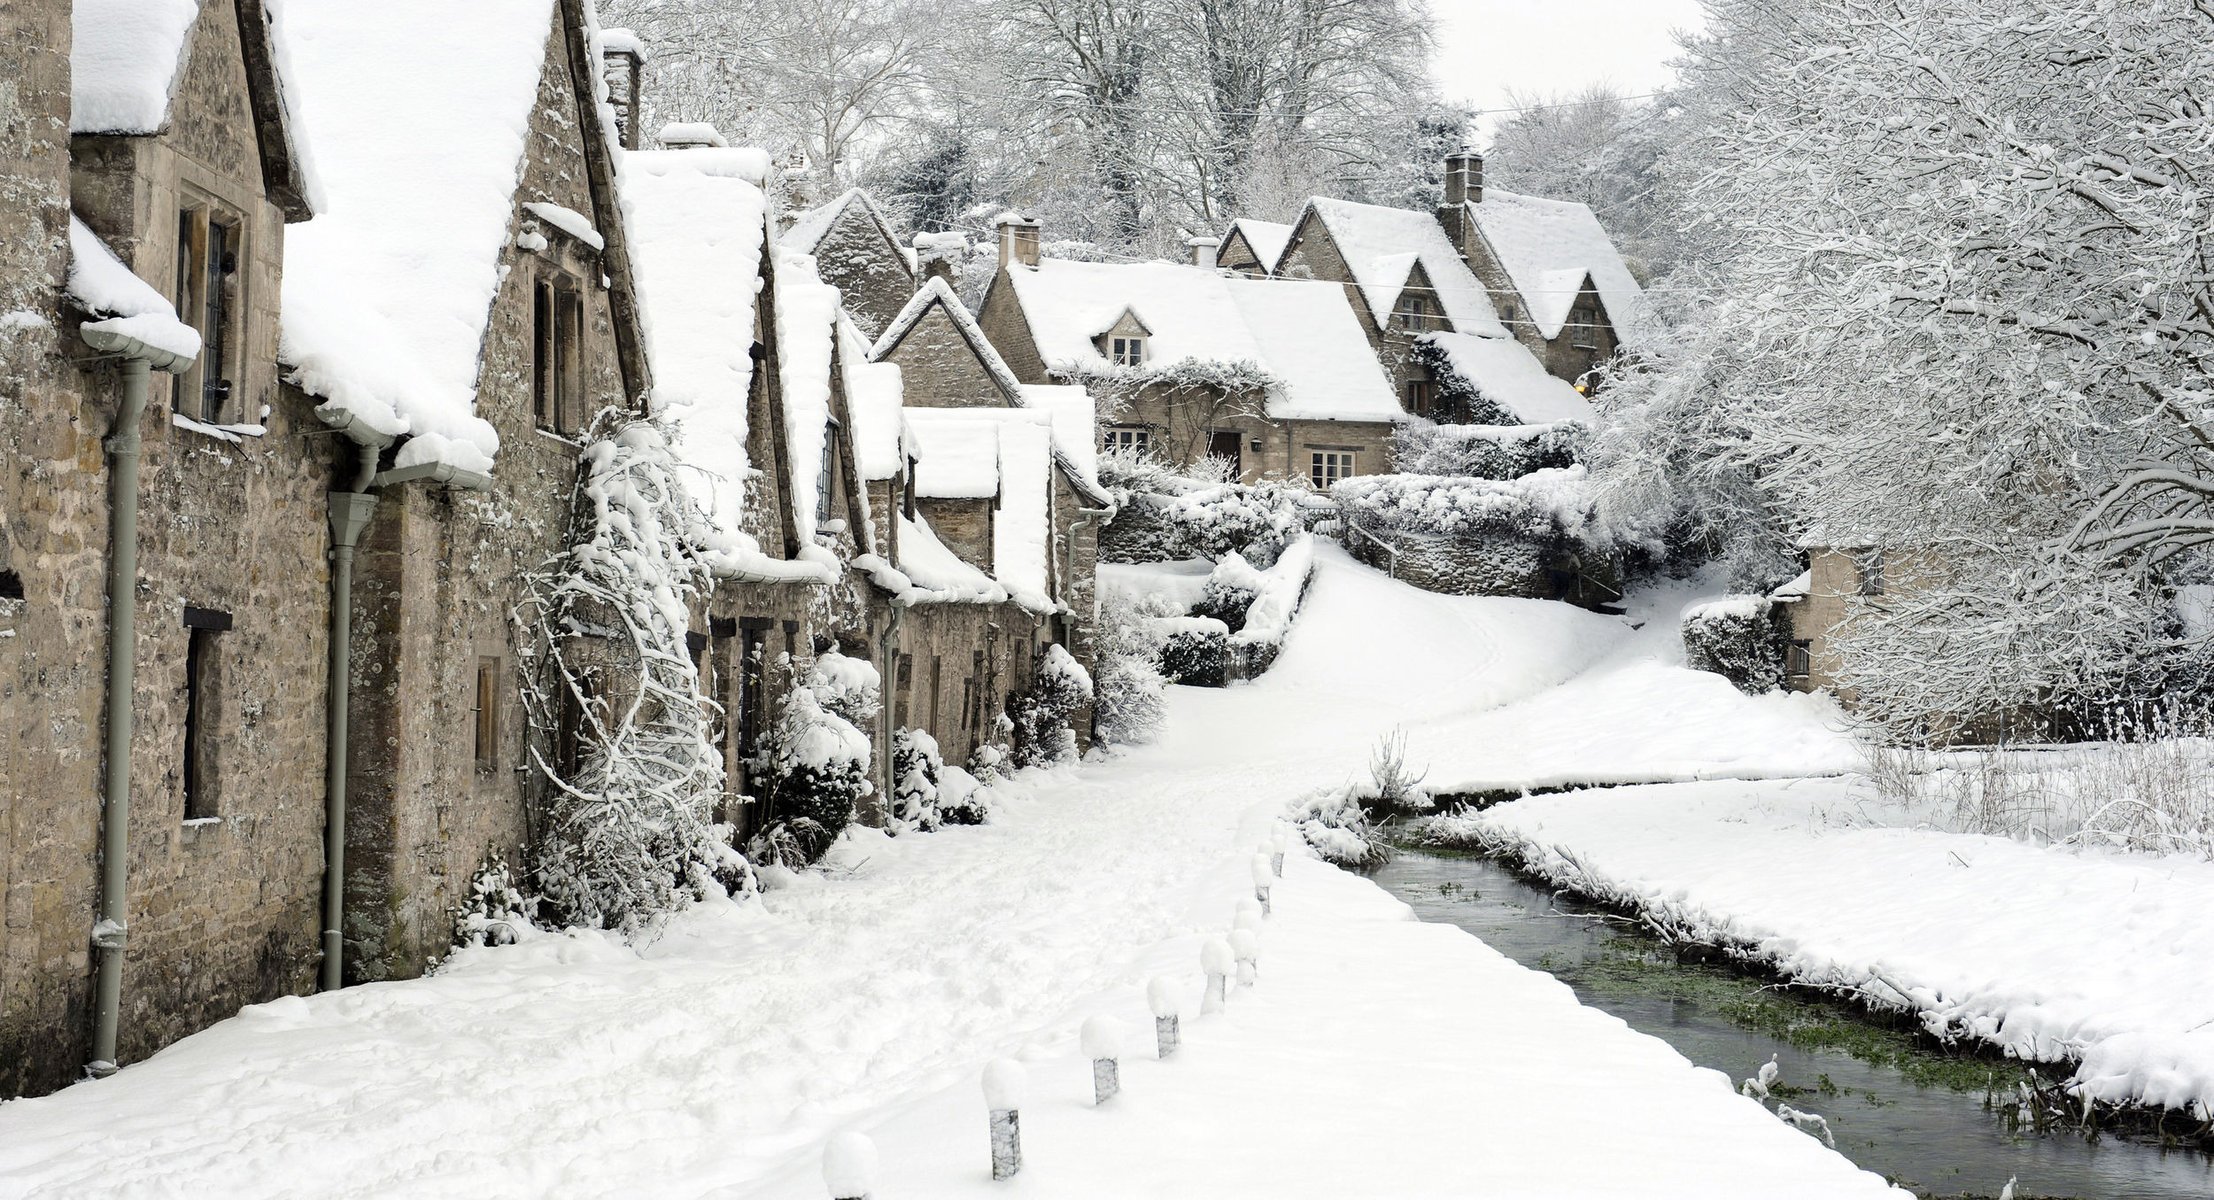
<box><xmin>1091</xmin><ymin>594</ymin><xmax>1167</xmax><ymax>746</ymax></box>
<box><xmin>518</xmin><ymin>416</ymin><xmax>748</xmax><ymax>936</ymax></box>
<box><xmin>751</xmin><ymin>653</ymin><xmax>878</xmax><ymax>868</ymax></box>
<box><xmin>1352</xmin><ymin>729</ymin><xmax>1433</xmax><ymax>816</ymax></box>
<box><xmin>1210</xmin><ymin>534</ymin><xmax>1315</xmax><ymax>674</ymax></box>
<box><xmin>1191</xmin><ymin>577</ymin><xmax>1254</xmax><ymax>634</ymax></box>
<box><xmin>1157</xmin><ymin>617</ymin><xmax>1229</xmax><ymax>687</ymax></box>
<box><xmin>1011</xmin><ymin>644</ymin><xmax>1094</xmax><ymax>768</ymax></box>
<box><xmin>1334</xmin><ymin>469</ymin><xmax>1594</xmax><ymax>544</ymax></box>
<box><xmin>451</xmin><ymin>853</ymin><xmax>533</xmax><ymax>949</ymax></box>
<box><xmin>1097</xmin><ymin>454</ymin><xmax>1321</xmax><ymax>567</ymax></box>
<box><xmin>1680</xmin><ymin>597</ymin><xmax>1786</xmax><ymax>695</ymax></box>
<box><xmin>891</xmin><ymin>727</ymin><xmax>944</xmax><ymax>832</ymax></box>
<box><xmin>1394</xmin><ymin>420</ymin><xmax>1588</xmax><ymax>481</ymax></box>
<box><xmin>936</xmin><ymin>763</ymin><xmax>993</xmax><ymax>825</ymax></box>
<box><xmin>1287</xmin><ymin>787</ymin><xmax>1391</xmax><ymax>871</ymax></box>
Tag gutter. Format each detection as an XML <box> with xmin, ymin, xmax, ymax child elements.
<box><xmin>312</xmin><ymin>412</ymin><xmax>489</xmax><ymax>992</ymax></box>
<box><xmin>80</xmin><ymin>325</ymin><xmax>192</xmax><ymax>1078</ymax></box>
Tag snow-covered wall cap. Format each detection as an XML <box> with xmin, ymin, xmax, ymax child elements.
<box><xmin>596</xmin><ymin>26</ymin><xmax>646</xmax><ymax>59</ymax></box>
<box><xmin>70</xmin><ymin>0</ymin><xmax>200</xmax><ymax>134</ymax></box>
<box><xmin>1419</xmin><ymin>331</ymin><xmax>1595</xmax><ymax>424</ymax></box>
<box><xmin>276</xmin><ymin>0</ymin><xmax>560</xmax><ymax>474</ymax></box>
<box><xmin>1302</xmin><ymin>196</ymin><xmax>1507</xmax><ymax>338</ymax></box>
<box><xmin>657</xmin><ymin>122</ymin><xmax>730</xmax><ymax>149</ymax></box>
<box><xmin>1187</xmin><ymin>235</ymin><xmax>1221</xmax><ymax>248</ymax></box>
<box><xmin>993</xmin><ymin>211</ymin><xmax>1038</xmax><ymax>228</ymax></box>
<box><xmin>67</xmin><ymin>216</ymin><xmax>204</xmax><ymax>362</ymax></box>
<box><xmin>622</xmin><ymin>144</ymin><xmax>771</xmax><ymax>542</ymax></box>
<box><xmin>1467</xmin><ymin>189</ymin><xmax>1662</xmax><ymax>347</ymax></box>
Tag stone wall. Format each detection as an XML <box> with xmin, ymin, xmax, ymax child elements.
<box><xmin>1783</xmin><ymin>548</ymin><xmax>1872</xmax><ymax>697</ymax></box>
<box><xmin>1344</xmin><ymin>521</ymin><xmax>1555</xmax><ymax>599</ymax></box>
<box><xmin>888</xmin><ymin>601</ymin><xmax>1048</xmax><ymax>768</ymax></box>
<box><xmin>881</xmin><ymin>300</ymin><xmax>1006</xmax><ymax>408</ymax></box>
<box><xmin>917</xmin><ymin>498</ymin><xmax>994</xmax><ymax>569</ymax></box>
<box><xmin>809</xmin><ymin>206</ymin><xmax>912</xmax><ymax>342</ymax></box>
<box><xmin>974</xmin><ymin>275</ymin><xmax>1048</xmax><ymax>384</ymax></box>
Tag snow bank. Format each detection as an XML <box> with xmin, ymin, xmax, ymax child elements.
<box><xmin>65</xmin><ymin>217</ymin><xmax>202</xmax><ymax>361</ymax></box>
<box><xmin>1456</xmin><ymin>778</ymin><xmax>2214</xmax><ymax>1120</ymax></box>
<box><xmin>274</xmin><ymin>0</ymin><xmax>557</xmax><ymax>471</ymax></box>
<box><xmin>70</xmin><ymin>0</ymin><xmax>199</xmax><ymax>134</ymax></box>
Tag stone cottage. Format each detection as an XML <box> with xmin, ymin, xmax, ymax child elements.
<box><xmin>782</xmin><ymin>188</ymin><xmax>918</xmax><ymax>342</ymax></box>
<box><xmin>976</xmin><ymin>216</ymin><xmax>1407</xmax><ymax>490</ymax></box>
<box><xmin>1216</xmin><ymin>218</ymin><xmax>1292</xmax><ymax>278</ymax></box>
<box><xmin>0</xmin><ymin>0</ymin><xmax>330</xmax><ymax>1098</ymax></box>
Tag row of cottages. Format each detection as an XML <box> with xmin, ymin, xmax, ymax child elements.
<box><xmin>967</xmin><ymin>152</ymin><xmax>1657</xmax><ymax>485</ymax></box>
<box><xmin>0</xmin><ymin>0</ymin><xmax>1100</xmax><ymax>1099</ymax></box>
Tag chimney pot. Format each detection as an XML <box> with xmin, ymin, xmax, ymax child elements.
<box><xmin>996</xmin><ymin>213</ymin><xmax>1041</xmax><ymax>270</ymax></box>
<box><xmin>1188</xmin><ymin>236</ymin><xmax>1221</xmax><ymax>270</ymax></box>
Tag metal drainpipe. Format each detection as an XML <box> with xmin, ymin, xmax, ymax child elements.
<box><xmin>321</xmin><ymin>434</ymin><xmax>384</xmax><ymax>991</ymax></box>
<box><xmin>79</xmin><ymin>325</ymin><xmax>192</xmax><ymax>1078</ymax></box>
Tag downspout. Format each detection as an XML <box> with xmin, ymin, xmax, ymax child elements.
<box><xmin>79</xmin><ymin>327</ymin><xmax>192</xmax><ymax>1078</ymax></box>
<box><xmin>320</xmin><ymin>419</ymin><xmax>387</xmax><ymax>992</ymax></box>
<box><xmin>314</xmin><ymin>415</ymin><xmax>490</xmax><ymax>992</ymax></box>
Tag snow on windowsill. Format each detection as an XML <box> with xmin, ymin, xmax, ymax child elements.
<box><xmin>522</xmin><ymin>202</ymin><xmax>605</xmax><ymax>252</ymax></box>
<box><xmin>172</xmin><ymin>413</ymin><xmax>267</xmax><ymax>443</ymax></box>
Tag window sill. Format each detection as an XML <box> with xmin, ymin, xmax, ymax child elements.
<box><xmin>534</xmin><ymin>427</ymin><xmax>583</xmax><ymax>449</ymax></box>
<box><xmin>172</xmin><ymin>413</ymin><xmax>266</xmax><ymax>443</ymax></box>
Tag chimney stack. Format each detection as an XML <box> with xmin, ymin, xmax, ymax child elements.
<box><xmin>656</xmin><ymin>123</ymin><xmax>729</xmax><ymax>151</ymax></box>
<box><xmin>599</xmin><ymin>29</ymin><xmax>647</xmax><ymax>151</ymax></box>
<box><xmin>996</xmin><ymin>213</ymin><xmax>1041</xmax><ymax>270</ymax></box>
<box><xmin>1188</xmin><ymin>236</ymin><xmax>1220</xmax><ymax>270</ymax></box>
<box><xmin>914</xmin><ymin>232</ymin><xmax>966</xmax><ymax>285</ymax></box>
<box><xmin>1442</xmin><ymin>150</ymin><xmax>1484</xmax><ymax>208</ymax></box>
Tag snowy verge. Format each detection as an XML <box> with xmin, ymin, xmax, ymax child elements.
<box><xmin>1430</xmin><ymin>778</ymin><xmax>2214</xmax><ymax>1122</ymax></box>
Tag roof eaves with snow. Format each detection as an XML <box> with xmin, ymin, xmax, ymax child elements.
<box><xmin>1467</xmin><ymin>189</ymin><xmax>1661</xmax><ymax>347</ymax></box>
<box><xmin>74</xmin><ymin>0</ymin><xmax>317</xmax><ymax>220</ymax></box>
<box><xmin>1419</xmin><ymin>331</ymin><xmax>1596</xmax><ymax>425</ymax></box>
<box><xmin>65</xmin><ymin>216</ymin><xmax>204</xmax><ymax>361</ymax></box>
<box><xmin>1301</xmin><ymin>196</ymin><xmax>1506</xmax><ymax>338</ymax></box>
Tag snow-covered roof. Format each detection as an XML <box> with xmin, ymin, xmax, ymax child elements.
<box><xmin>1421</xmin><ymin>331</ymin><xmax>1595</xmax><ymax>425</ymax></box>
<box><xmin>66</xmin><ymin>216</ymin><xmax>202</xmax><ymax>361</ymax></box>
<box><xmin>1227</xmin><ymin>219</ymin><xmax>1294</xmax><ymax>271</ymax></box>
<box><xmin>891</xmin><ymin>513</ymin><xmax>1006</xmax><ymax>605</ymax></box>
<box><xmin>902</xmin><ymin>407</ymin><xmax>1058</xmax><ymax>610</ymax></box>
<box><xmin>1770</xmin><ymin>571</ymin><xmax>1813</xmax><ymax>602</ymax></box>
<box><xmin>1017</xmin><ymin>384</ymin><xmax>1099</xmax><ymax>490</ymax></box>
<box><xmin>784</xmin><ymin>188</ymin><xmax>916</xmax><ymax>272</ymax></box>
<box><xmin>1300</xmin><ymin>197</ymin><xmax>1506</xmax><ymax>338</ymax></box>
<box><xmin>874</xmin><ymin>279</ymin><xmax>1112</xmax><ymax>502</ymax></box>
<box><xmin>275</xmin><ymin>0</ymin><xmax>566</xmax><ymax>473</ymax></box>
<box><xmin>1467</xmin><ymin>189</ymin><xmax>1661</xmax><ymax>347</ymax></box>
<box><xmin>1002</xmin><ymin>257</ymin><xmax>1404</xmax><ymax>424</ymax></box>
<box><xmin>776</xmin><ymin>251</ymin><xmax>843</xmax><ymax>545</ymax></box>
<box><xmin>840</xmin><ymin>315</ymin><xmax>906</xmax><ymax>482</ymax></box>
<box><xmin>623</xmin><ymin>146</ymin><xmax>774</xmax><ymax>543</ymax></box>
<box><xmin>597</xmin><ymin>27</ymin><xmax>646</xmax><ymax>58</ymax></box>
<box><xmin>70</xmin><ymin>0</ymin><xmax>201</xmax><ymax>135</ymax></box>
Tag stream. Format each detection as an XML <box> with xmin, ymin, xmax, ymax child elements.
<box><xmin>1373</xmin><ymin>847</ymin><xmax>2214</xmax><ymax>1199</ymax></box>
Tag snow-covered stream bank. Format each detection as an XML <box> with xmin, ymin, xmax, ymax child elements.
<box><xmin>0</xmin><ymin>548</ymin><xmax>1900</xmax><ymax>1197</ymax></box>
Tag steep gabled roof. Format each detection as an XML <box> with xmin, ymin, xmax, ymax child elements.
<box><xmin>1467</xmin><ymin>189</ymin><xmax>1661</xmax><ymax>347</ymax></box>
<box><xmin>74</xmin><ymin>0</ymin><xmax>316</xmax><ymax>219</ymax></box>
<box><xmin>903</xmin><ymin>407</ymin><xmax>1059</xmax><ymax>612</ymax></box>
<box><xmin>1225</xmin><ymin>218</ymin><xmax>1294</xmax><ymax>272</ymax></box>
<box><xmin>1297</xmin><ymin>197</ymin><xmax>1506</xmax><ymax>338</ymax></box>
<box><xmin>1420</xmin><ymin>331</ymin><xmax>1596</xmax><ymax>425</ymax></box>
<box><xmin>784</xmin><ymin>187</ymin><xmax>917</xmax><ymax>273</ymax></box>
<box><xmin>1000</xmin><ymin>257</ymin><xmax>1404</xmax><ymax>424</ymax></box>
<box><xmin>875</xmin><ymin>279</ymin><xmax>1111</xmax><ymax>504</ymax></box>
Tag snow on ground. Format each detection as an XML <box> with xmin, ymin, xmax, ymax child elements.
<box><xmin>0</xmin><ymin>548</ymin><xmax>1901</xmax><ymax>1197</ymax></box>
<box><xmin>1454</xmin><ymin>778</ymin><xmax>2214</xmax><ymax>1120</ymax></box>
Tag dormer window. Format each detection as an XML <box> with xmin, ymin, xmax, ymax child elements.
<box><xmin>1110</xmin><ymin>336</ymin><xmax>1146</xmax><ymax>367</ymax></box>
<box><xmin>1394</xmin><ymin>294</ymin><xmax>1432</xmax><ymax>331</ymax></box>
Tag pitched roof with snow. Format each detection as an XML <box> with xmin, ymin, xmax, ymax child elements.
<box><xmin>874</xmin><ymin>279</ymin><xmax>1111</xmax><ymax>502</ymax></box>
<box><xmin>274</xmin><ymin>0</ymin><xmax>567</xmax><ymax>473</ymax></box>
<box><xmin>623</xmin><ymin>146</ymin><xmax>774</xmax><ymax>540</ymax></box>
<box><xmin>66</xmin><ymin>216</ymin><xmax>202</xmax><ymax>362</ymax></box>
<box><xmin>1226</xmin><ymin>219</ymin><xmax>1293</xmax><ymax>271</ymax></box>
<box><xmin>1299</xmin><ymin>197</ymin><xmax>1506</xmax><ymax>338</ymax></box>
<box><xmin>784</xmin><ymin>188</ymin><xmax>916</xmax><ymax>272</ymax></box>
<box><xmin>1467</xmin><ymin>189</ymin><xmax>1661</xmax><ymax>347</ymax></box>
<box><xmin>840</xmin><ymin>315</ymin><xmax>906</xmax><ymax>482</ymax></box>
<box><xmin>1001</xmin><ymin>257</ymin><xmax>1405</xmax><ymax>424</ymax></box>
<box><xmin>1420</xmin><ymin>332</ymin><xmax>1596</xmax><ymax>425</ymax></box>
<box><xmin>902</xmin><ymin>407</ymin><xmax>1060</xmax><ymax>611</ymax></box>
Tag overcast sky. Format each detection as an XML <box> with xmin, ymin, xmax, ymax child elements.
<box><xmin>1429</xmin><ymin>0</ymin><xmax>1707</xmax><ymax>134</ymax></box>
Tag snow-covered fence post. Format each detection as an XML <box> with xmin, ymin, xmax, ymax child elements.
<box><xmin>1201</xmin><ymin>937</ymin><xmax>1235</xmax><ymax>1013</ymax></box>
<box><xmin>1269</xmin><ymin>829</ymin><xmax>1287</xmax><ymax>877</ymax></box>
<box><xmin>1230</xmin><ymin>929</ymin><xmax>1259</xmax><ymax>987</ymax></box>
<box><xmin>1082</xmin><ymin>1016</ymin><xmax>1123</xmax><ymax>1105</ymax></box>
<box><xmin>823</xmin><ymin>1133</ymin><xmax>877</xmax><ymax>1200</ymax></box>
<box><xmin>1251</xmin><ymin>855</ymin><xmax>1273</xmax><ymax>915</ymax></box>
<box><xmin>1234</xmin><ymin>898</ymin><xmax>1263</xmax><ymax>933</ymax></box>
<box><xmin>1148</xmin><ymin>976</ymin><xmax>1180</xmax><ymax>1058</ymax></box>
<box><xmin>984</xmin><ymin>1059</ymin><xmax>1026</xmax><ymax>1181</ymax></box>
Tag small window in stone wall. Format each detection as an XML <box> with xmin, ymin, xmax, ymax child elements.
<box><xmin>1103</xmin><ymin>426</ymin><xmax>1150</xmax><ymax>455</ymax></box>
<box><xmin>1856</xmin><ymin>550</ymin><xmax>1886</xmax><ymax>596</ymax></box>
<box><xmin>1109</xmin><ymin>336</ymin><xmax>1146</xmax><ymax>367</ymax></box>
<box><xmin>473</xmin><ymin>657</ymin><xmax>502</xmax><ymax>775</ymax></box>
<box><xmin>181</xmin><ymin>606</ymin><xmax>231</xmax><ymax>821</ymax></box>
<box><xmin>1395</xmin><ymin>294</ymin><xmax>1432</xmax><ymax>331</ymax></box>
<box><xmin>534</xmin><ymin>277</ymin><xmax>586</xmax><ymax>435</ymax></box>
<box><xmin>0</xmin><ymin>568</ymin><xmax>21</xmax><ymax>601</ymax></box>
<box><xmin>1787</xmin><ymin>639</ymin><xmax>1812</xmax><ymax>680</ymax></box>
<box><xmin>1405</xmin><ymin>377</ymin><xmax>1435</xmax><ymax>417</ymax></box>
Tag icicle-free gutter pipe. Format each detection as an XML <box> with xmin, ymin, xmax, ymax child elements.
<box><xmin>313</xmin><ymin>416</ymin><xmax>489</xmax><ymax>991</ymax></box>
<box><xmin>79</xmin><ymin>325</ymin><xmax>193</xmax><ymax>1078</ymax></box>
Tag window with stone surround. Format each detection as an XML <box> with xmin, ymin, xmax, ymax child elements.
<box><xmin>472</xmin><ymin>657</ymin><xmax>501</xmax><ymax>775</ymax></box>
<box><xmin>1394</xmin><ymin>294</ymin><xmax>1433</xmax><ymax>331</ymax></box>
<box><xmin>1856</xmin><ymin>550</ymin><xmax>1886</xmax><ymax>596</ymax></box>
<box><xmin>174</xmin><ymin>203</ymin><xmax>244</xmax><ymax>423</ymax></box>
<box><xmin>181</xmin><ymin>606</ymin><xmax>230</xmax><ymax>821</ymax></box>
<box><xmin>1309</xmin><ymin>450</ymin><xmax>1357</xmax><ymax>489</ymax></box>
<box><xmin>1405</xmin><ymin>375</ymin><xmax>1435</xmax><ymax>417</ymax></box>
<box><xmin>533</xmin><ymin>276</ymin><xmax>585</xmax><ymax>435</ymax></box>
<box><xmin>1787</xmin><ymin>640</ymin><xmax>1812</xmax><ymax>680</ymax></box>
<box><xmin>1103</xmin><ymin>425</ymin><xmax>1150</xmax><ymax>455</ymax></box>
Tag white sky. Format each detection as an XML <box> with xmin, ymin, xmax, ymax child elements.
<box><xmin>1429</xmin><ymin>0</ymin><xmax>1707</xmax><ymax>135</ymax></box>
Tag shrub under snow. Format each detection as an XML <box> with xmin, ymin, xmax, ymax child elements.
<box><xmin>752</xmin><ymin>651</ymin><xmax>879</xmax><ymax>868</ymax></box>
<box><xmin>1011</xmin><ymin>644</ymin><xmax>1094</xmax><ymax>768</ymax></box>
<box><xmin>1394</xmin><ymin>420</ymin><xmax>1588</xmax><ymax>481</ymax></box>
<box><xmin>1097</xmin><ymin>451</ymin><xmax>1321</xmax><ymax>566</ymax></box>
<box><xmin>1091</xmin><ymin>593</ymin><xmax>1168</xmax><ymax>746</ymax></box>
<box><xmin>1287</xmin><ymin>787</ymin><xmax>1391</xmax><ymax>871</ymax></box>
<box><xmin>1680</xmin><ymin>597</ymin><xmax>1787</xmax><ymax>695</ymax></box>
<box><xmin>891</xmin><ymin>727</ymin><xmax>944</xmax><ymax>832</ymax></box>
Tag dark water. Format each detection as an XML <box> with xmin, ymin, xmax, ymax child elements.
<box><xmin>1374</xmin><ymin>848</ymin><xmax>2214</xmax><ymax>1200</ymax></box>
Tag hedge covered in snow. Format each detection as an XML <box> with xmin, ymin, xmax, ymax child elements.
<box><xmin>1393</xmin><ymin>420</ymin><xmax>1588</xmax><ymax>481</ymax></box>
<box><xmin>1680</xmin><ymin>596</ymin><xmax>1788</xmax><ymax>694</ymax></box>
<box><xmin>1097</xmin><ymin>450</ymin><xmax>1323</xmax><ymax>566</ymax></box>
<box><xmin>1333</xmin><ymin>468</ymin><xmax>1597</xmax><ymax>544</ymax></box>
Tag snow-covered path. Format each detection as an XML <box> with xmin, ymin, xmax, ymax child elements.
<box><xmin>0</xmin><ymin>548</ymin><xmax>1894</xmax><ymax>1197</ymax></box>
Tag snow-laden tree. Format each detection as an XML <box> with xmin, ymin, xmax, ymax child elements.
<box><xmin>518</xmin><ymin>416</ymin><xmax>748</xmax><ymax>935</ymax></box>
<box><xmin>1484</xmin><ymin>84</ymin><xmax>1691</xmax><ymax>283</ymax></box>
<box><xmin>1638</xmin><ymin>0</ymin><xmax>2214</xmax><ymax>727</ymax></box>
